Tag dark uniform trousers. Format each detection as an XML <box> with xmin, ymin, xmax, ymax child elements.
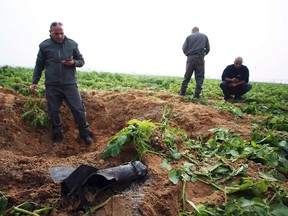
<box><xmin>220</xmin><ymin>81</ymin><xmax>252</xmax><ymax>98</ymax></box>
<box><xmin>180</xmin><ymin>54</ymin><xmax>205</xmax><ymax>97</ymax></box>
<box><xmin>45</xmin><ymin>84</ymin><xmax>90</xmax><ymax>137</ymax></box>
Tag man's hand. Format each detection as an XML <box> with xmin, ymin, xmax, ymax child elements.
<box><xmin>231</xmin><ymin>78</ymin><xmax>240</xmax><ymax>83</ymax></box>
<box><xmin>225</xmin><ymin>77</ymin><xmax>239</xmax><ymax>83</ymax></box>
<box><xmin>61</xmin><ymin>56</ymin><xmax>74</xmax><ymax>66</ymax></box>
<box><xmin>228</xmin><ymin>83</ymin><xmax>238</xmax><ymax>87</ymax></box>
<box><xmin>30</xmin><ymin>84</ymin><xmax>38</xmax><ymax>94</ymax></box>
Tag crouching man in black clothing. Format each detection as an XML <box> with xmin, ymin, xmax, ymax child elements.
<box><xmin>220</xmin><ymin>57</ymin><xmax>252</xmax><ymax>101</ymax></box>
<box><xmin>31</xmin><ymin>21</ymin><xmax>93</xmax><ymax>145</ymax></box>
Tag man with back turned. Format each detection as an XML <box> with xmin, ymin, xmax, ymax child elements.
<box><xmin>179</xmin><ymin>26</ymin><xmax>210</xmax><ymax>98</ymax></box>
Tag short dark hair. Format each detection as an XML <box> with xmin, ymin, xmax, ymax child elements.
<box><xmin>192</xmin><ymin>27</ymin><xmax>199</xmax><ymax>32</ymax></box>
<box><xmin>50</xmin><ymin>22</ymin><xmax>63</xmax><ymax>30</ymax></box>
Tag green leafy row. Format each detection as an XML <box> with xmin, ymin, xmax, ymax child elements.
<box><xmin>1</xmin><ymin>66</ymin><xmax>287</xmax><ymax>119</ymax></box>
<box><xmin>101</xmin><ymin>111</ymin><xmax>288</xmax><ymax>215</ymax></box>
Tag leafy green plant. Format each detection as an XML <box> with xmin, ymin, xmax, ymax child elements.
<box><xmin>102</xmin><ymin>119</ymin><xmax>159</xmax><ymax>159</ymax></box>
<box><xmin>195</xmin><ymin>162</ymin><xmax>248</xmax><ymax>182</ymax></box>
<box><xmin>156</xmin><ymin>106</ymin><xmax>189</xmax><ymax>160</ymax></box>
<box><xmin>22</xmin><ymin>96</ymin><xmax>50</xmax><ymax>128</ymax></box>
<box><xmin>6</xmin><ymin>202</ymin><xmax>53</xmax><ymax>216</ymax></box>
<box><xmin>173</xmin><ymin>128</ymin><xmax>288</xmax><ymax>215</ymax></box>
<box><xmin>225</xmin><ymin>177</ymin><xmax>269</xmax><ymax>197</ymax></box>
<box><xmin>0</xmin><ymin>193</ymin><xmax>52</xmax><ymax>216</ymax></box>
<box><xmin>242</xmin><ymin>101</ymin><xmax>269</xmax><ymax>115</ymax></box>
<box><xmin>188</xmin><ymin>128</ymin><xmax>288</xmax><ymax>173</ymax></box>
<box><xmin>212</xmin><ymin>101</ymin><xmax>243</xmax><ymax>117</ymax></box>
<box><xmin>167</xmin><ymin>160</ymin><xmax>248</xmax><ymax>215</ymax></box>
<box><xmin>0</xmin><ymin>192</ymin><xmax>8</xmax><ymax>215</ymax></box>
<box><xmin>102</xmin><ymin>107</ymin><xmax>190</xmax><ymax>160</ymax></box>
<box><xmin>168</xmin><ymin>162</ymin><xmax>196</xmax><ymax>212</ymax></box>
<box><xmin>252</xmin><ymin>114</ymin><xmax>288</xmax><ymax>132</ymax></box>
<box><xmin>221</xmin><ymin>197</ymin><xmax>288</xmax><ymax>216</ymax></box>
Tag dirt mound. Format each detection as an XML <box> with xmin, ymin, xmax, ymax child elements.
<box><xmin>0</xmin><ymin>88</ymin><xmax>257</xmax><ymax>215</ymax></box>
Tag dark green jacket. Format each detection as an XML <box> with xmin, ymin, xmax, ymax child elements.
<box><xmin>32</xmin><ymin>36</ymin><xmax>84</xmax><ymax>85</ymax></box>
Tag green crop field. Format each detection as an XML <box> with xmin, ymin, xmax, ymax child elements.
<box><xmin>1</xmin><ymin>65</ymin><xmax>288</xmax><ymax>215</ymax></box>
<box><xmin>1</xmin><ymin>65</ymin><xmax>287</xmax><ymax>118</ymax></box>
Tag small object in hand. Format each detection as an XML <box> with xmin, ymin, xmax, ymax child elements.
<box><xmin>30</xmin><ymin>84</ymin><xmax>37</xmax><ymax>94</ymax></box>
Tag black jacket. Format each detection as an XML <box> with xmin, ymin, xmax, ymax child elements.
<box><xmin>33</xmin><ymin>36</ymin><xmax>84</xmax><ymax>85</ymax></box>
<box><xmin>222</xmin><ymin>64</ymin><xmax>250</xmax><ymax>83</ymax></box>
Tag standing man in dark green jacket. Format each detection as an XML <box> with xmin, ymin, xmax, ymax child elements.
<box><xmin>31</xmin><ymin>21</ymin><xmax>93</xmax><ymax>145</ymax></box>
<box><xmin>180</xmin><ymin>27</ymin><xmax>210</xmax><ymax>98</ymax></box>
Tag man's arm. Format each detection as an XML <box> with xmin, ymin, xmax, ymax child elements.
<box><xmin>222</xmin><ymin>66</ymin><xmax>240</xmax><ymax>83</ymax></box>
<box><xmin>31</xmin><ymin>48</ymin><xmax>45</xmax><ymax>93</ymax></box>
<box><xmin>242</xmin><ymin>66</ymin><xmax>250</xmax><ymax>83</ymax></box>
<box><xmin>222</xmin><ymin>66</ymin><xmax>230</xmax><ymax>81</ymax></box>
<box><xmin>32</xmin><ymin>49</ymin><xmax>45</xmax><ymax>84</ymax></box>
<box><xmin>182</xmin><ymin>38</ymin><xmax>189</xmax><ymax>56</ymax></box>
<box><xmin>73</xmin><ymin>44</ymin><xmax>85</xmax><ymax>67</ymax></box>
<box><xmin>205</xmin><ymin>36</ymin><xmax>210</xmax><ymax>55</ymax></box>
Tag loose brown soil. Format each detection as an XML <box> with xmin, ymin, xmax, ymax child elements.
<box><xmin>0</xmin><ymin>88</ymin><xmax>264</xmax><ymax>215</ymax></box>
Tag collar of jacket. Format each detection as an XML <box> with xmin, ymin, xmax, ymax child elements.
<box><xmin>50</xmin><ymin>35</ymin><xmax>67</xmax><ymax>44</ymax></box>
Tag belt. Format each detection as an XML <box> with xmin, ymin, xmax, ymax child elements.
<box><xmin>187</xmin><ymin>52</ymin><xmax>202</xmax><ymax>56</ymax></box>
<box><xmin>187</xmin><ymin>53</ymin><xmax>203</xmax><ymax>57</ymax></box>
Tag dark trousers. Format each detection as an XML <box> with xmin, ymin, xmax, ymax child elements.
<box><xmin>45</xmin><ymin>84</ymin><xmax>89</xmax><ymax>137</ymax></box>
<box><xmin>220</xmin><ymin>81</ymin><xmax>252</xmax><ymax>98</ymax></box>
<box><xmin>180</xmin><ymin>54</ymin><xmax>205</xmax><ymax>96</ymax></box>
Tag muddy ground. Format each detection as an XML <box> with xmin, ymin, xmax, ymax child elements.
<box><xmin>0</xmin><ymin>88</ymin><xmax>264</xmax><ymax>215</ymax></box>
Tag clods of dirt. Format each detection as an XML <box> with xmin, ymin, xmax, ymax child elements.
<box><xmin>0</xmin><ymin>88</ymin><xmax>260</xmax><ymax>215</ymax></box>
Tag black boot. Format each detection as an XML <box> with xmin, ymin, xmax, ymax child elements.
<box><xmin>234</xmin><ymin>95</ymin><xmax>243</xmax><ymax>100</ymax></box>
<box><xmin>179</xmin><ymin>90</ymin><xmax>186</xmax><ymax>96</ymax></box>
<box><xmin>52</xmin><ymin>132</ymin><xmax>63</xmax><ymax>145</ymax></box>
<box><xmin>194</xmin><ymin>93</ymin><xmax>201</xmax><ymax>99</ymax></box>
<box><xmin>224</xmin><ymin>94</ymin><xmax>231</xmax><ymax>100</ymax></box>
<box><xmin>81</xmin><ymin>135</ymin><xmax>93</xmax><ymax>145</ymax></box>
<box><xmin>79</xmin><ymin>124</ymin><xmax>93</xmax><ymax>145</ymax></box>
